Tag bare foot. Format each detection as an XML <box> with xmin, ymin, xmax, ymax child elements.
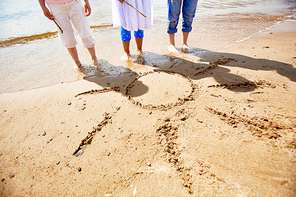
<box><xmin>76</xmin><ymin>62</ymin><xmax>82</xmax><ymax>70</ymax></box>
<box><xmin>93</xmin><ymin>57</ymin><xmax>99</xmax><ymax>65</ymax></box>
<box><xmin>137</xmin><ymin>50</ymin><xmax>147</xmax><ymax>56</ymax></box>
<box><xmin>121</xmin><ymin>53</ymin><xmax>131</xmax><ymax>61</ymax></box>
<box><xmin>93</xmin><ymin>58</ymin><xmax>101</xmax><ymax>68</ymax></box>
<box><xmin>181</xmin><ymin>44</ymin><xmax>195</xmax><ymax>53</ymax></box>
<box><xmin>168</xmin><ymin>44</ymin><xmax>179</xmax><ymax>53</ymax></box>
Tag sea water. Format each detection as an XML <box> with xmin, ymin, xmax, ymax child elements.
<box><xmin>0</xmin><ymin>0</ymin><xmax>295</xmax><ymax>44</ymax></box>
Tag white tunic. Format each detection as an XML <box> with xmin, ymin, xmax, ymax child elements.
<box><xmin>112</xmin><ymin>0</ymin><xmax>153</xmax><ymax>31</ymax></box>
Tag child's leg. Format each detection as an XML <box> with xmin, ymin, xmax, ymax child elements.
<box><xmin>181</xmin><ymin>0</ymin><xmax>198</xmax><ymax>52</ymax></box>
<box><xmin>122</xmin><ymin>41</ymin><xmax>130</xmax><ymax>56</ymax></box>
<box><xmin>121</xmin><ymin>27</ymin><xmax>131</xmax><ymax>60</ymax></box>
<box><xmin>67</xmin><ymin>47</ymin><xmax>82</xmax><ymax>69</ymax></box>
<box><xmin>168</xmin><ymin>33</ymin><xmax>179</xmax><ymax>53</ymax></box>
<box><xmin>134</xmin><ymin>30</ymin><xmax>145</xmax><ymax>56</ymax></box>
<box><xmin>68</xmin><ymin>0</ymin><xmax>97</xmax><ymax>62</ymax></box>
<box><xmin>87</xmin><ymin>47</ymin><xmax>98</xmax><ymax>64</ymax></box>
<box><xmin>48</xmin><ymin>3</ymin><xmax>82</xmax><ymax>66</ymax></box>
<box><xmin>167</xmin><ymin>0</ymin><xmax>181</xmax><ymax>52</ymax></box>
<box><xmin>182</xmin><ymin>31</ymin><xmax>189</xmax><ymax>45</ymax></box>
<box><xmin>135</xmin><ymin>37</ymin><xmax>143</xmax><ymax>55</ymax></box>
<box><xmin>48</xmin><ymin>3</ymin><xmax>78</xmax><ymax>48</ymax></box>
<box><xmin>169</xmin><ymin>32</ymin><xmax>176</xmax><ymax>46</ymax></box>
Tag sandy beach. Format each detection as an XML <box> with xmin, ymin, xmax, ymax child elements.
<box><xmin>0</xmin><ymin>20</ymin><xmax>296</xmax><ymax>196</ymax></box>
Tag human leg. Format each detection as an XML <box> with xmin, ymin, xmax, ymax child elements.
<box><xmin>167</xmin><ymin>0</ymin><xmax>182</xmax><ymax>35</ymax></box>
<box><xmin>181</xmin><ymin>31</ymin><xmax>192</xmax><ymax>52</ymax></box>
<box><xmin>121</xmin><ymin>41</ymin><xmax>131</xmax><ymax>60</ymax></box>
<box><xmin>167</xmin><ymin>0</ymin><xmax>182</xmax><ymax>52</ymax></box>
<box><xmin>68</xmin><ymin>0</ymin><xmax>97</xmax><ymax>62</ymax></box>
<box><xmin>168</xmin><ymin>34</ymin><xmax>179</xmax><ymax>52</ymax></box>
<box><xmin>181</xmin><ymin>32</ymin><xmax>195</xmax><ymax>53</ymax></box>
<box><xmin>182</xmin><ymin>31</ymin><xmax>189</xmax><ymax>45</ymax></box>
<box><xmin>135</xmin><ymin>37</ymin><xmax>143</xmax><ymax>55</ymax></box>
<box><xmin>67</xmin><ymin>47</ymin><xmax>82</xmax><ymax>69</ymax></box>
<box><xmin>121</xmin><ymin>27</ymin><xmax>131</xmax><ymax>60</ymax></box>
<box><xmin>182</xmin><ymin>0</ymin><xmax>198</xmax><ymax>33</ymax></box>
<box><xmin>87</xmin><ymin>47</ymin><xmax>98</xmax><ymax>64</ymax></box>
<box><xmin>181</xmin><ymin>0</ymin><xmax>198</xmax><ymax>52</ymax></box>
<box><xmin>48</xmin><ymin>3</ymin><xmax>81</xmax><ymax>66</ymax></box>
<box><xmin>48</xmin><ymin>3</ymin><xmax>78</xmax><ymax>48</ymax></box>
<box><xmin>134</xmin><ymin>30</ymin><xmax>145</xmax><ymax>56</ymax></box>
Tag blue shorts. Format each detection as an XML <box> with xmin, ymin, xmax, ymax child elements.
<box><xmin>121</xmin><ymin>27</ymin><xmax>144</xmax><ymax>42</ymax></box>
<box><xmin>167</xmin><ymin>0</ymin><xmax>198</xmax><ymax>34</ymax></box>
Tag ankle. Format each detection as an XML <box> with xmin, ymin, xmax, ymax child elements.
<box><xmin>76</xmin><ymin>62</ymin><xmax>82</xmax><ymax>69</ymax></box>
<box><xmin>168</xmin><ymin>44</ymin><xmax>179</xmax><ymax>53</ymax></box>
<box><xmin>137</xmin><ymin>49</ymin><xmax>146</xmax><ymax>56</ymax></box>
<box><xmin>93</xmin><ymin>57</ymin><xmax>98</xmax><ymax>64</ymax></box>
<box><xmin>121</xmin><ymin>53</ymin><xmax>131</xmax><ymax>61</ymax></box>
<box><xmin>75</xmin><ymin>60</ymin><xmax>81</xmax><ymax>65</ymax></box>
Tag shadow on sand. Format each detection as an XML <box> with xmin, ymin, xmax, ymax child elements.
<box><xmin>77</xmin><ymin>48</ymin><xmax>296</xmax><ymax>97</ymax></box>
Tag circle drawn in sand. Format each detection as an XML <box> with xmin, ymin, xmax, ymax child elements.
<box><xmin>126</xmin><ymin>71</ymin><xmax>197</xmax><ymax>110</ymax></box>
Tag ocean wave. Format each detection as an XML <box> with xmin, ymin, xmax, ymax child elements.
<box><xmin>0</xmin><ymin>24</ymin><xmax>113</xmax><ymax>48</ymax></box>
<box><xmin>0</xmin><ymin>32</ymin><xmax>58</xmax><ymax>48</ymax></box>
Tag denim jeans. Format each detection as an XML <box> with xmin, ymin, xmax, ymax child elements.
<box><xmin>167</xmin><ymin>0</ymin><xmax>198</xmax><ymax>34</ymax></box>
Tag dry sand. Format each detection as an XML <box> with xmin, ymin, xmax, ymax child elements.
<box><xmin>0</xmin><ymin>22</ymin><xmax>296</xmax><ymax>196</ymax></box>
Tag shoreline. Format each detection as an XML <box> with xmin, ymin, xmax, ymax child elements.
<box><xmin>1</xmin><ymin>14</ymin><xmax>295</xmax><ymax>93</ymax></box>
<box><xmin>0</xmin><ymin>21</ymin><xmax>296</xmax><ymax>196</ymax></box>
<box><xmin>0</xmin><ymin>24</ymin><xmax>115</xmax><ymax>48</ymax></box>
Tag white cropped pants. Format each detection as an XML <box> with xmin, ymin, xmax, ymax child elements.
<box><xmin>48</xmin><ymin>0</ymin><xmax>95</xmax><ymax>48</ymax></box>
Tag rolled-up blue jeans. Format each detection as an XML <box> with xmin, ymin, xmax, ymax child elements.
<box><xmin>167</xmin><ymin>0</ymin><xmax>198</xmax><ymax>34</ymax></box>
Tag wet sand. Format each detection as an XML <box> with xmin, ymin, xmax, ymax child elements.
<box><xmin>0</xmin><ymin>21</ymin><xmax>296</xmax><ymax>196</ymax></box>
